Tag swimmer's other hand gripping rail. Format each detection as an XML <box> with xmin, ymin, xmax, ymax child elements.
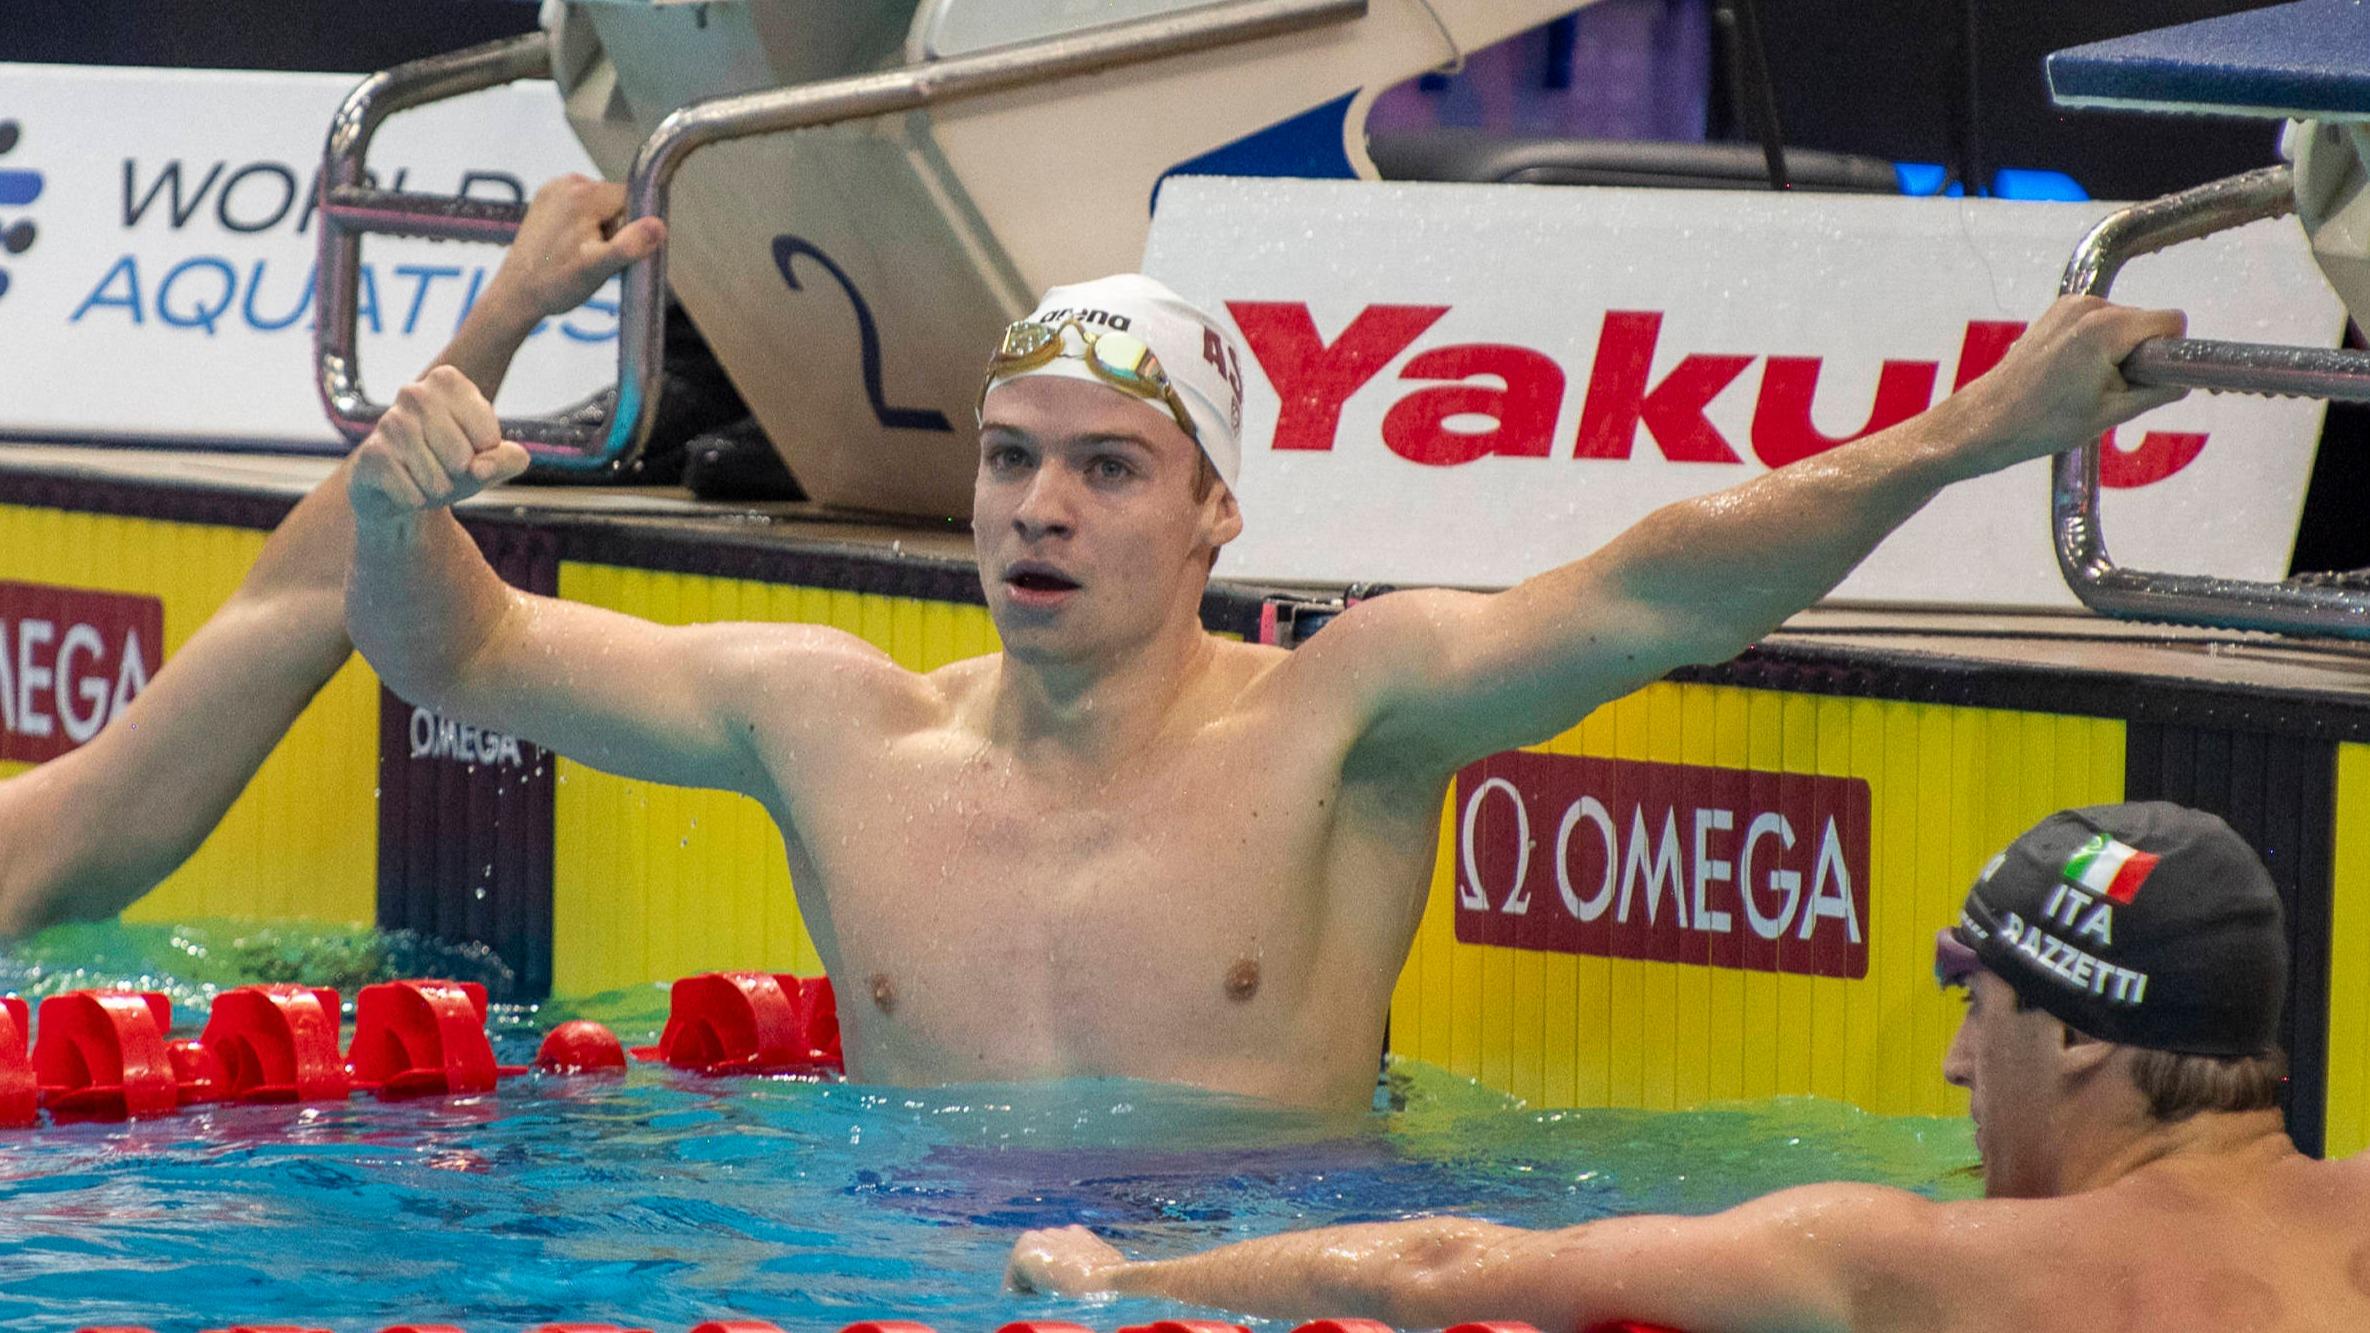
<box><xmin>2057</xmin><ymin>163</ymin><xmax>2370</xmax><ymax>639</ymax></box>
<box><xmin>313</xmin><ymin>0</ymin><xmax>1368</xmax><ymax>477</ymax></box>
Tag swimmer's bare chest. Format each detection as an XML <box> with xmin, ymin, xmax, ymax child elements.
<box><xmin>765</xmin><ymin>703</ymin><xmax>1445</xmax><ymax>1106</ymax></box>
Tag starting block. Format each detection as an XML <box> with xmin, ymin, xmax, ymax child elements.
<box><xmin>2036</xmin><ymin>0</ymin><xmax>2370</xmax><ymax>640</ymax></box>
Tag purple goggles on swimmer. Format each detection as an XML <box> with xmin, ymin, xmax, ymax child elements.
<box><xmin>1934</xmin><ymin>927</ymin><xmax>1984</xmax><ymax>987</ymax></box>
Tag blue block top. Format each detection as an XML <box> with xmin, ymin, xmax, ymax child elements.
<box><xmin>2047</xmin><ymin>0</ymin><xmax>2370</xmax><ymax>120</ymax></box>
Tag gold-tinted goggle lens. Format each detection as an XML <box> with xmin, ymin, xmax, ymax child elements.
<box><xmin>982</xmin><ymin>320</ymin><xmax>1196</xmax><ymax>442</ymax></box>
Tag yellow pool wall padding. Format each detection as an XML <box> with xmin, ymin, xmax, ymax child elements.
<box><xmin>2329</xmin><ymin>743</ymin><xmax>2370</xmax><ymax>1158</ymax></box>
<box><xmin>549</xmin><ymin>564</ymin><xmax>1003</xmax><ymax>996</ymax></box>
<box><xmin>0</xmin><ymin>504</ymin><xmax>378</xmax><ymax>926</ymax></box>
<box><xmin>12</xmin><ymin>502</ymin><xmax>2367</xmax><ymax>1140</ymax></box>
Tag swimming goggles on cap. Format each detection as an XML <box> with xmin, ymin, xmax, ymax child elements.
<box><xmin>1934</xmin><ymin>927</ymin><xmax>1983</xmax><ymax>987</ymax></box>
<box><xmin>979</xmin><ymin>318</ymin><xmax>1200</xmax><ymax>444</ymax></box>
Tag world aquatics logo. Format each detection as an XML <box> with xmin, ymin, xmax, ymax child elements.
<box><xmin>0</xmin><ymin>120</ymin><xmax>43</xmax><ymax>303</ymax></box>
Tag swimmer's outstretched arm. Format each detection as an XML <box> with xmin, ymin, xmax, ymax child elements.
<box><xmin>0</xmin><ymin>176</ymin><xmax>662</xmax><ymax>937</ymax></box>
<box><xmin>1297</xmin><ymin>297</ymin><xmax>2187</xmax><ymax>776</ymax></box>
<box><xmin>344</xmin><ymin>189</ymin><xmax>894</xmax><ymax>805</ymax></box>
<box><xmin>1008</xmin><ymin>1183</ymin><xmax>1960</xmax><ymax>1332</ymax></box>
<box><xmin>0</xmin><ymin>468</ymin><xmax>358</xmax><ymax>936</ymax></box>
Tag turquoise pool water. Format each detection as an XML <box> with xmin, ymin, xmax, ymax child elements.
<box><xmin>0</xmin><ymin>923</ymin><xmax>1976</xmax><ymax>1331</ymax></box>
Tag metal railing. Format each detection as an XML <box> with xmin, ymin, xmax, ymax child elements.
<box><xmin>315</xmin><ymin>0</ymin><xmax>1367</xmax><ymax>476</ymax></box>
<box><xmin>2056</xmin><ymin>163</ymin><xmax>2370</xmax><ymax>639</ymax></box>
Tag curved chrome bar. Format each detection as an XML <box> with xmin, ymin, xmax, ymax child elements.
<box><xmin>316</xmin><ymin>0</ymin><xmax>1367</xmax><ymax>476</ymax></box>
<box><xmin>2053</xmin><ymin>163</ymin><xmax>2370</xmax><ymax>640</ymax></box>
<box><xmin>315</xmin><ymin>35</ymin><xmax>564</xmax><ymax>448</ymax></box>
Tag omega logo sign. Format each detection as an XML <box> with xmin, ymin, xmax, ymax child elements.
<box><xmin>1453</xmin><ymin>750</ymin><xmax>1872</xmax><ymax>978</ymax></box>
<box><xmin>0</xmin><ymin>581</ymin><xmax>162</xmax><ymax>764</ymax></box>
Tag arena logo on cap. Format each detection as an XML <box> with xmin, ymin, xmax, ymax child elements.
<box><xmin>2063</xmin><ymin>831</ymin><xmax>2159</xmax><ymax>904</ymax></box>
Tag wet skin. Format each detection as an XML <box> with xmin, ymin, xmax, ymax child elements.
<box><xmin>758</xmin><ymin>377</ymin><xmax>1444</xmax><ymax>1107</ymax></box>
<box><xmin>1014</xmin><ymin>970</ymin><xmax>2370</xmax><ymax>1330</ymax></box>
<box><xmin>347</xmin><ymin>294</ymin><xmax>2197</xmax><ymax>1110</ymax></box>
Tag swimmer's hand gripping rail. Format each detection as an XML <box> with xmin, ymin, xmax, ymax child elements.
<box><xmin>2056</xmin><ymin>164</ymin><xmax>2370</xmax><ymax>638</ymax></box>
<box><xmin>315</xmin><ymin>0</ymin><xmax>1368</xmax><ymax>476</ymax></box>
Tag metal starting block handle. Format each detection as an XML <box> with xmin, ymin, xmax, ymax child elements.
<box><xmin>2053</xmin><ymin>164</ymin><xmax>2370</xmax><ymax>640</ymax></box>
<box><xmin>314</xmin><ymin>0</ymin><xmax>1369</xmax><ymax>477</ymax></box>
<box><xmin>313</xmin><ymin>32</ymin><xmax>641</xmax><ymax>474</ymax></box>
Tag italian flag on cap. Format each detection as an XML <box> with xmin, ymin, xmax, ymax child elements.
<box><xmin>2065</xmin><ymin>832</ymin><xmax>2160</xmax><ymax>904</ymax></box>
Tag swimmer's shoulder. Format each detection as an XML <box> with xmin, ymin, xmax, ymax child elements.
<box><xmin>1199</xmin><ymin>635</ymin><xmax>1297</xmax><ymax>713</ymax></box>
<box><xmin>735</xmin><ymin>621</ymin><xmax>953</xmax><ymax>733</ymax></box>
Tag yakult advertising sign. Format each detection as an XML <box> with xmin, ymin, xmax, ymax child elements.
<box><xmin>1146</xmin><ymin>177</ymin><xmax>2345</xmax><ymax>606</ymax></box>
<box><xmin>0</xmin><ymin>64</ymin><xmax>607</xmax><ymax>449</ymax></box>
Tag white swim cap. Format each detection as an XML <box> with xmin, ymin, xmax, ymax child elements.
<box><xmin>984</xmin><ymin>274</ymin><xmax>1247</xmax><ymax>494</ymax></box>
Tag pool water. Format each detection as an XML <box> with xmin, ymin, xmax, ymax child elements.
<box><xmin>0</xmin><ymin>923</ymin><xmax>1977</xmax><ymax>1331</ymax></box>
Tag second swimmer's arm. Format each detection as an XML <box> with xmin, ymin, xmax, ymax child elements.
<box><xmin>1009</xmin><ymin>1185</ymin><xmax>1942</xmax><ymax>1333</ymax></box>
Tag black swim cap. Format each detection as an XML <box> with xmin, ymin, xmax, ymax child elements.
<box><xmin>1953</xmin><ymin>801</ymin><xmax>2285</xmax><ymax>1057</ymax></box>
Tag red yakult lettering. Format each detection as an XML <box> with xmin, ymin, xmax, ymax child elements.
<box><xmin>1230</xmin><ymin>302</ymin><xmax>2210</xmax><ymax>488</ymax></box>
<box><xmin>1572</xmin><ymin>310</ymin><xmax>1750</xmax><ymax>463</ymax></box>
<box><xmin>1383</xmin><ymin>344</ymin><xmax>1564</xmax><ymax>465</ymax></box>
<box><xmin>1750</xmin><ymin>356</ymin><xmax>1939</xmax><ymax>468</ymax></box>
<box><xmin>1226</xmin><ymin>301</ymin><xmax>1445</xmax><ymax>452</ymax></box>
<box><xmin>0</xmin><ymin>583</ymin><xmax>164</xmax><ymax>764</ymax></box>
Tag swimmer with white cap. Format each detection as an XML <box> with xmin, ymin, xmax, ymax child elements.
<box><xmin>1013</xmin><ymin>803</ymin><xmax>2370</xmax><ymax>1333</ymax></box>
<box><xmin>348</xmin><ymin>245</ymin><xmax>2191</xmax><ymax>1110</ymax></box>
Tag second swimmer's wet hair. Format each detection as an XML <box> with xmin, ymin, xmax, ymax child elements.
<box><xmin>2129</xmin><ymin>1045</ymin><xmax>2286</xmax><ymax>1122</ymax></box>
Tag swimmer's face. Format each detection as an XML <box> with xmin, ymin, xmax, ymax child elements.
<box><xmin>973</xmin><ymin>375</ymin><xmax>1240</xmax><ymax>663</ymax></box>
<box><xmin>1943</xmin><ymin>970</ymin><xmax>2070</xmax><ymax>1199</ymax></box>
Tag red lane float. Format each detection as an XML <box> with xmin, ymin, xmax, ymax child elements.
<box><xmin>632</xmin><ymin>973</ymin><xmax>842</xmax><ymax>1077</ymax></box>
<box><xmin>349</xmin><ymin>980</ymin><xmax>526</xmax><ymax>1098</ymax></box>
<box><xmin>200</xmin><ymin>984</ymin><xmax>350</xmax><ymax>1103</ymax></box>
<box><xmin>32</xmin><ymin>990</ymin><xmax>191</xmax><ymax>1119</ymax></box>
<box><xmin>60</xmin><ymin>1309</ymin><xmax>1687</xmax><ymax>1318</ymax></box>
<box><xmin>536</xmin><ymin>1020</ymin><xmax>629</xmax><ymax>1075</ymax></box>
<box><xmin>5</xmin><ymin>977</ymin><xmax>566</xmax><ymax>1127</ymax></box>
<box><xmin>0</xmin><ymin>995</ymin><xmax>35</xmax><ymax>1127</ymax></box>
<box><xmin>1440</xmin><ymin>1309</ymin><xmax>1687</xmax><ymax>1318</ymax></box>
<box><xmin>4</xmin><ymin>971</ymin><xmax>846</xmax><ymax>1127</ymax></box>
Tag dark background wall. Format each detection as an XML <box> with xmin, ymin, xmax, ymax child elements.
<box><xmin>0</xmin><ymin>0</ymin><xmax>537</xmax><ymax>71</ymax></box>
<box><xmin>1742</xmin><ymin>0</ymin><xmax>2291</xmax><ymax>199</ymax></box>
